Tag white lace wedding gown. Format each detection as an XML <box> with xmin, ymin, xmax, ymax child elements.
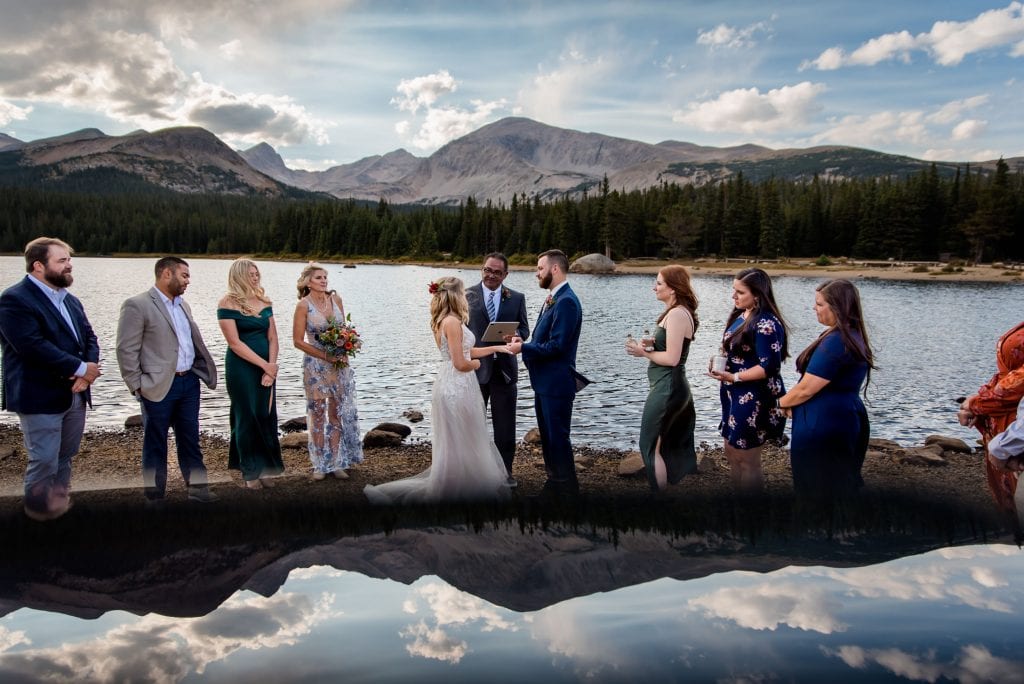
<box><xmin>364</xmin><ymin>325</ymin><xmax>512</xmax><ymax>504</ymax></box>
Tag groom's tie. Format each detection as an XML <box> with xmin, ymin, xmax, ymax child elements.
<box><xmin>486</xmin><ymin>290</ymin><xmax>497</xmax><ymax>321</ymax></box>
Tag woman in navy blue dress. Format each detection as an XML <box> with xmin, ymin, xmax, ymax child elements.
<box><xmin>708</xmin><ymin>268</ymin><xmax>789</xmax><ymax>493</ymax></box>
<box><xmin>778</xmin><ymin>279</ymin><xmax>874</xmax><ymax>497</ymax></box>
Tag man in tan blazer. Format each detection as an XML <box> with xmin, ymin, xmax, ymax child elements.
<box><xmin>116</xmin><ymin>256</ymin><xmax>218</xmax><ymax>504</ymax></box>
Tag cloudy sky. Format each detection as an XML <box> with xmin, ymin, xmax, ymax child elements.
<box><xmin>2</xmin><ymin>1</ymin><xmax>1023</xmax><ymax>170</ymax></box>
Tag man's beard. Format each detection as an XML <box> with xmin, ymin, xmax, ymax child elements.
<box><xmin>44</xmin><ymin>267</ymin><xmax>72</xmax><ymax>289</ymax></box>
<box><xmin>538</xmin><ymin>273</ymin><xmax>552</xmax><ymax>289</ymax></box>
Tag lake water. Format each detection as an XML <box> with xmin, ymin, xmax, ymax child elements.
<box><xmin>1</xmin><ymin>256</ymin><xmax>1021</xmax><ymax>450</ymax></box>
<box><xmin>1</xmin><ymin>522</ymin><xmax>1021</xmax><ymax>682</ymax></box>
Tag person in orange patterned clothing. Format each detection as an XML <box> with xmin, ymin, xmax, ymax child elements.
<box><xmin>958</xmin><ymin>321</ymin><xmax>1024</xmax><ymax>514</ymax></box>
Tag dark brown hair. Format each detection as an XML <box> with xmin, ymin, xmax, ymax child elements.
<box><xmin>24</xmin><ymin>237</ymin><xmax>72</xmax><ymax>273</ymax></box>
<box><xmin>539</xmin><ymin>249</ymin><xmax>569</xmax><ymax>273</ymax></box>
<box><xmin>724</xmin><ymin>267</ymin><xmax>789</xmax><ymax>359</ymax></box>
<box><xmin>795</xmin><ymin>279</ymin><xmax>875</xmax><ymax>391</ymax></box>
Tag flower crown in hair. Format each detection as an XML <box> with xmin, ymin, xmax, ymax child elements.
<box><xmin>428</xmin><ymin>280</ymin><xmax>440</xmax><ymax>294</ymax></box>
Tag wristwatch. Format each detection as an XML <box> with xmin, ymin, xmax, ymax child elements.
<box><xmin>733</xmin><ymin>372</ymin><xmax>742</xmax><ymax>383</ymax></box>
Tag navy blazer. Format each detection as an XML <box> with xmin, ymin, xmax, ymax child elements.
<box><xmin>522</xmin><ymin>284</ymin><xmax>583</xmax><ymax>397</ymax></box>
<box><xmin>0</xmin><ymin>275</ymin><xmax>100</xmax><ymax>414</ymax></box>
<box><xmin>466</xmin><ymin>282</ymin><xmax>530</xmax><ymax>385</ymax></box>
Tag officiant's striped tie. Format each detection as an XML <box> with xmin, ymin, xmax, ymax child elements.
<box><xmin>486</xmin><ymin>291</ymin><xmax>497</xmax><ymax>321</ymax></box>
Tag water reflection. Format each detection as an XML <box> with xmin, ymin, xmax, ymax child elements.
<box><xmin>2</xmin><ymin>543</ymin><xmax>1021</xmax><ymax>682</ymax></box>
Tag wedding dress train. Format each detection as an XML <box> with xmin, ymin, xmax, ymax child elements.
<box><xmin>364</xmin><ymin>325</ymin><xmax>512</xmax><ymax>504</ymax></box>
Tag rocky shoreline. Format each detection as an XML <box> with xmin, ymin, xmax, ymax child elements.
<box><xmin>0</xmin><ymin>422</ymin><xmax>996</xmax><ymax>514</ymax></box>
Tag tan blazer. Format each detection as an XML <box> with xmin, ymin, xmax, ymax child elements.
<box><xmin>115</xmin><ymin>287</ymin><xmax>217</xmax><ymax>402</ymax></box>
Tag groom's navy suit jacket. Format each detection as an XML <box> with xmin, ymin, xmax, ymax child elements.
<box><xmin>0</xmin><ymin>275</ymin><xmax>99</xmax><ymax>414</ymax></box>
<box><xmin>522</xmin><ymin>284</ymin><xmax>583</xmax><ymax>397</ymax></box>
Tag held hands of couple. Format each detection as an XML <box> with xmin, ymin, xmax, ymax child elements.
<box><xmin>505</xmin><ymin>336</ymin><xmax>524</xmax><ymax>355</ymax></box>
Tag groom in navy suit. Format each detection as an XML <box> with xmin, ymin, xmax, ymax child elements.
<box><xmin>0</xmin><ymin>237</ymin><xmax>101</xmax><ymax>520</ymax></box>
<box><xmin>508</xmin><ymin>249</ymin><xmax>583</xmax><ymax>496</ymax></box>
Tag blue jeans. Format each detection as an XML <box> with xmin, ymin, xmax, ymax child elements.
<box><xmin>140</xmin><ymin>372</ymin><xmax>206</xmax><ymax>499</ymax></box>
<box><xmin>18</xmin><ymin>392</ymin><xmax>86</xmax><ymax>513</ymax></box>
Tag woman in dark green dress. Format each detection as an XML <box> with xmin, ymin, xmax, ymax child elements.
<box><xmin>625</xmin><ymin>265</ymin><xmax>699</xmax><ymax>491</ymax></box>
<box><xmin>217</xmin><ymin>259</ymin><xmax>284</xmax><ymax>489</ymax></box>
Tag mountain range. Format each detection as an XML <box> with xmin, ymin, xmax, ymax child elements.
<box><xmin>1</xmin><ymin>117</ymin><xmax>1016</xmax><ymax>204</ymax></box>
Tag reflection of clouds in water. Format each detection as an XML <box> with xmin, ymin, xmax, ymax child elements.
<box><xmin>823</xmin><ymin>550</ymin><xmax>1016</xmax><ymax>614</ymax></box>
<box><xmin>688</xmin><ymin>582</ymin><xmax>846</xmax><ymax>634</ymax></box>
<box><xmin>287</xmin><ymin>565</ymin><xmax>344</xmax><ymax>580</ymax></box>
<box><xmin>415</xmin><ymin>583</ymin><xmax>515</xmax><ymax>632</ymax></box>
<box><xmin>0</xmin><ymin>591</ymin><xmax>338</xmax><ymax>682</ymax></box>
<box><xmin>398</xmin><ymin>582</ymin><xmax>517</xmax><ymax>665</ymax></box>
<box><xmin>828</xmin><ymin>644</ymin><xmax>1024</xmax><ymax>683</ymax></box>
<box><xmin>400</xmin><ymin>621</ymin><xmax>467</xmax><ymax>663</ymax></box>
<box><xmin>0</xmin><ymin>626</ymin><xmax>30</xmax><ymax>652</ymax></box>
<box><xmin>528</xmin><ymin>603</ymin><xmax>648</xmax><ymax>679</ymax></box>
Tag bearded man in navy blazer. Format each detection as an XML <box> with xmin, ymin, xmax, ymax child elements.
<box><xmin>466</xmin><ymin>252</ymin><xmax>530</xmax><ymax>484</ymax></box>
<box><xmin>508</xmin><ymin>249</ymin><xmax>583</xmax><ymax>496</ymax></box>
<box><xmin>0</xmin><ymin>237</ymin><xmax>101</xmax><ymax>521</ymax></box>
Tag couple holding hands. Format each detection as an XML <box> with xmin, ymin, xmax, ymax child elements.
<box><xmin>365</xmin><ymin>249</ymin><xmax>584</xmax><ymax>504</ymax></box>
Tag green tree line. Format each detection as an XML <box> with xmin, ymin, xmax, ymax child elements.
<box><xmin>2</xmin><ymin>161</ymin><xmax>1022</xmax><ymax>263</ymax></box>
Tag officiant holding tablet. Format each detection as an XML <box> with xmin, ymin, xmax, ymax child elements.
<box><xmin>467</xmin><ymin>253</ymin><xmax>530</xmax><ymax>485</ymax></box>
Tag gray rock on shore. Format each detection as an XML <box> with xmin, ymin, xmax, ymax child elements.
<box><xmin>570</xmin><ymin>253</ymin><xmax>616</xmax><ymax>274</ymax></box>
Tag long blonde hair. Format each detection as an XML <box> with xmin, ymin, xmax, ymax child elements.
<box><xmin>225</xmin><ymin>258</ymin><xmax>271</xmax><ymax>314</ymax></box>
<box><xmin>429</xmin><ymin>276</ymin><xmax>469</xmax><ymax>333</ymax></box>
<box><xmin>296</xmin><ymin>262</ymin><xmax>332</xmax><ymax>299</ymax></box>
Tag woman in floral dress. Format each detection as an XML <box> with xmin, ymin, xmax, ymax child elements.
<box><xmin>708</xmin><ymin>268</ymin><xmax>789</xmax><ymax>494</ymax></box>
<box><xmin>292</xmin><ymin>263</ymin><xmax>363</xmax><ymax>480</ymax></box>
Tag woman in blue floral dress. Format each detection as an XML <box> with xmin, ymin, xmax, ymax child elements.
<box><xmin>708</xmin><ymin>268</ymin><xmax>789</xmax><ymax>493</ymax></box>
<box><xmin>292</xmin><ymin>263</ymin><xmax>363</xmax><ymax>480</ymax></box>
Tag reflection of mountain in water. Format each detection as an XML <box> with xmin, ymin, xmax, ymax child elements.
<box><xmin>0</xmin><ymin>492</ymin><xmax>1016</xmax><ymax>619</ymax></box>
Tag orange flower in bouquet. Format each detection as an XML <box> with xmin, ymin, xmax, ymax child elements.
<box><xmin>316</xmin><ymin>312</ymin><xmax>362</xmax><ymax>369</ymax></box>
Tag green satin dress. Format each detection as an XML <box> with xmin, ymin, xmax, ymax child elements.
<box><xmin>638</xmin><ymin>324</ymin><xmax>697</xmax><ymax>490</ymax></box>
<box><xmin>217</xmin><ymin>306</ymin><xmax>284</xmax><ymax>481</ymax></box>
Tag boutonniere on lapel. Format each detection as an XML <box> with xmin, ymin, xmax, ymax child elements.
<box><xmin>544</xmin><ymin>294</ymin><xmax>554</xmax><ymax>308</ymax></box>
<box><xmin>501</xmin><ymin>286</ymin><xmax>511</xmax><ymax>302</ymax></box>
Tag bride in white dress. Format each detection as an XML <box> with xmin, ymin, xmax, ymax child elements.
<box><xmin>364</xmin><ymin>277</ymin><xmax>513</xmax><ymax>504</ymax></box>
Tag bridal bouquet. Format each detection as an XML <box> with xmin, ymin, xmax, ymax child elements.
<box><xmin>316</xmin><ymin>313</ymin><xmax>362</xmax><ymax>368</ymax></box>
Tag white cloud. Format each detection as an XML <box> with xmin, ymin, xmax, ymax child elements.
<box><xmin>392</xmin><ymin>70</ymin><xmax>458</xmax><ymax>115</ymax></box>
<box><xmin>0</xmin><ymin>626</ymin><xmax>30</xmax><ymax>653</ymax></box>
<box><xmin>697</xmin><ymin>20</ymin><xmax>772</xmax><ymax>50</ymax></box>
<box><xmin>0</xmin><ymin>590</ymin><xmax>339</xmax><ymax>681</ymax></box>
<box><xmin>0</xmin><ymin>100</ymin><xmax>32</xmax><ymax>127</ymax></box>
<box><xmin>219</xmin><ymin>39</ymin><xmax>243</xmax><ymax>61</ymax></box>
<box><xmin>400</xmin><ymin>621</ymin><xmax>468</xmax><ymax>663</ymax></box>
<box><xmin>672</xmin><ymin>81</ymin><xmax>826</xmax><ymax>134</ymax></box>
<box><xmin>810</xmin><ymin>94</ymin><xmax>998</xmax><ymax>158</ymax></box>
<box><xmin>926</xmin><ymin>95</ymin><xmax>989</xmax><ymax>125</ymax></box>
<box><xmin>951</xmin><ymin>119</ymin><xmax>988</xmax><ymax>140</ymax></box>
<box><xmin>413</xmin><ymin>583</ymin><xmax>515</xmax><ymax>632</ymax></box>
<box><xmin>182</xmin><ymin>75</ymin><xmax>332</xmax><ymax>147</ymax></box>
<box><xmin>828</xmin><ymin>644</ymin><xmax>1024</xmax><ymax>684</ymax></box>
<box><xmin>802</xmin><ymin>2</ymin><xmax>1024</xmax><ymax>69</ymax></box>
<box><xmin>397</xmin><ymin>582</ymin><xmax>516</xmax><ymax>665</ymax></box>
<box><xmin>0</xmin><ymin>18</ymin><xmax>330</xmax><ymax>148</ymax></box>
<box><xmin>688</xmin><ymin>581</ymin><xmax>846</xmax><ymax>633</ymax></box>
<box><xmin>514</xmin><ymin>47</ymin><xmax>612</xmax><ymax>128</ymax></box>
<box><xmin>392</xmin><ymin>71</ymin><xmax>505</xmax><ymax>151</ymax></box>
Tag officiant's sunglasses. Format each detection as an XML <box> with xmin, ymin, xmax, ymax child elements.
<box><xmin>481</xmin><ymin>267</ymin><xmax>506</xmax><ymax>276</ymax></box>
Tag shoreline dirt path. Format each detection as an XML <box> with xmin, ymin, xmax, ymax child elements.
<box><xmin>0</xmin><ymin>422</ymin><xmax>998</xmax><ymax>516</ymax></box>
